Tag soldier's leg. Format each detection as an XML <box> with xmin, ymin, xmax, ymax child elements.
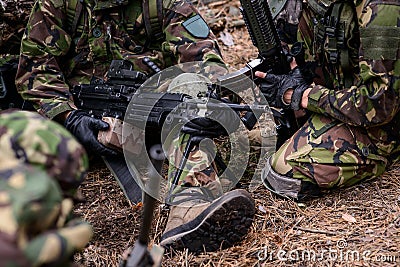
<box><xmin>161</xmin><ymin>133</ymin><xmax>255</xmax><ymax>253</ymax></box>
<box><xmin>262</xmin><ymin>113</ymin><xmax>388</xmax><ymax>200</ymax></box>
<box><xmin>148</xmin><ymin>72</ymin><xmax>254</xmax><ymax>252</ymax></box>
<box><xmin>0</xmin><ymin>110</ymin><xmax>88</xmax><ymax>196</ymax></box>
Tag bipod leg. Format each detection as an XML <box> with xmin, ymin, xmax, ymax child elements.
<box><xmin>167</xmin><ymin>136</ymin><xmax>195</xmax><ymax>198</ymax></box>
<box><xmin>125</xmin><ymin>144</ymin><xmax>165</xmax><ymax>267</ymax></box>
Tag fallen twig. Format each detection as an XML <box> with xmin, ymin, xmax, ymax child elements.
<box><xmin>293</xmin><ymin>226</ymin><xmax>338</xmax><ymax>236</ymax></box>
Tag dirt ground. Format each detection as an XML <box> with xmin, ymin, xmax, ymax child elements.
<box><xmin>72</xmin><ymin>1</ymin><xmax>400</xmax><ymax>267</ymax></box>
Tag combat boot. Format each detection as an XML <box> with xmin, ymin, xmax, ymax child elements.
<box><xmin>160</xmin><ymin>182</ymin><xmax>255</xmax><ymax>253</ymax></box>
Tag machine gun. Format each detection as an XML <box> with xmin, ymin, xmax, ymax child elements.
<box><xmin>71</xmin><ymin>58</ymin><xmax>270</xmax><ymax>192</ymax></box>
<box><xmin>71</xmin><ymin>60</ymin><xmax>269</xmax><ymax>147</ymax></box>
<box><xmin>72</xmin><ymin>60</ymin><xmax>270</xmax><ymax>267</ymax></box>
<box><xmin>218</xmin><ymin>0</ymin><xmax>305</xmax><ymax>147</ymax></box>
<box><xmin>71</xmin><ymin>59</ymin><xmax>149</xmax><ymax>120</ymax></box>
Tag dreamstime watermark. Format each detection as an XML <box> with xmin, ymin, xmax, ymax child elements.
<box><xmin>257</xmin><ymin>239</ymin><xmax>399</xmax><ymax>263</ymax></box>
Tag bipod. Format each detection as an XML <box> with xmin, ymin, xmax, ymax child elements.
<box><xmin>124</xmin><ymin>144</ymin><xmax>165</xmax><ymax>267</ymax></box>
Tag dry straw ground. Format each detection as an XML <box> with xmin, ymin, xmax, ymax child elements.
<box><xmin>73</xmin><ymin>1</ymin><xmax>400</xmax><ymax>266</ymax></box>
<box><xmin>1</xmin><ymin>0</ymin><xmax>399</xmax><ymax>266</ymax></box>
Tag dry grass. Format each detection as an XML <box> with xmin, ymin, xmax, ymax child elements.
<box><xmin>73</xmin><ymin>1</ymin><xmax>400</xmax><ymax>266</ymax></box>
<box><xmin>74</xmin><ymin>160</ymin><xmax>400</xmax><ymax>267</ymax></box>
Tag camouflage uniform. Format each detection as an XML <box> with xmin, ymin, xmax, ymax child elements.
<box><xmin>264</xmin><ymin>0</ymin><xmax>400</xmax><ymax>198</ymax></box>
<box><xmin>15</xmin><ymin>0</ymin><xmax>253</xmax><ymax>255</ymax></box>
<box><xmin>15</xmin><ymin>0</ymin><xmax>225</xmax><ymax>119</ymax></box>
<box><xmin>0</xmin><ymin>109</ymin><xmax>92</xmax><ymax>266</ymax></box>
<box><xmin>15</xmin><ymin>0</ymin><xmax>227</xmax><ymax>193</ymax></box>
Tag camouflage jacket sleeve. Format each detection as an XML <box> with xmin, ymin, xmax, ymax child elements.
<box><xmin>306</xmin><ymin>3</ymin><xmax>400</xmax><ymax>128</ymax></box>
<box><xmin>15</xmin><ymin>0</ymin><xmax>76</xmax><ymax>119</ymax></box>
<box><xmin>161</xmin><ymin>0</ymin><xmax>227</xmax><ymax>78</ymax></box>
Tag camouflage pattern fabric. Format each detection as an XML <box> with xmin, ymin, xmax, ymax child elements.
<box><xmin>15</xmin><ymin>0</ymin><xmax>227</xmax><ymax>194</ymax></box>
<box><xmin>0</xmin><ymin>162</ymin><xmax>93</xmax><ymax>267</ymax></box>
<box><xmin>270</xmin><ymin>0</ymin><xmax>400</xmax><ymax>188</ymax></box>
<box><xmin>167</xmin><ymin>133</ymin><xmax>219</xmax><ymax>189</ymax></box>
<box><xmin>0</xmin><ymin>109</ymin><xmax>88</xmax><ymax>196</ymax></box>
<box><xmin>16</xmin><ymin>0</ymin><xmax>226</xmax><ymax>120</ymax></box>
<box><xmin>165</xmin><ymin>73</ymin><xmax>220</xmax><ymax>190</ymax></box>
<box><xmin>0</xmin><ymin>110</ymin><xmax>92</xmax><ymax>266</ymax></box>
<box><xmin>0</xmin><ymin>55</ymin><xmax>19</xmax><ymax>67</ymax></box>
<box><xmin>98</xmin><ymin>117</ymin><xmax>145</xmax><ymax>154</ymax></box>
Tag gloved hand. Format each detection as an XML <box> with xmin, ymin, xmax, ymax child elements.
<box><xmin>259</xmin><ymin>67</ymin><xmax>309</xmax><ymax>110</ymax></box>
<box><xmin>182</xmin><ymin>117</ymin><xmax>227</xmax><ymax>138</ymax></box>
<box><xmin>64</xmin><ymin>110</ymin><xmax>118</xmax><ymax>156</ymax></box>
<box><xmin>181</xmin><ymin>107</ymin><xmax>241</xmax><ymax>139</ymax></box>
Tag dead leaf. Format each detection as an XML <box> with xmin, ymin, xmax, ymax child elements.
<box><xmin>365</xmin><ymin>229</ymin><xmax>374</xmax><ymax>234</ymax></box>
<box><xmin>258</xmin><ymin>205</ymin><xmax>267</xmax><ymax>213</ymax></box>
<box><xmin>342</xmin><ymin>213</ymin><xmax>357</xmax><ymax>223</ymax></box>
<box><xmin>219</xmin><ymin>30</ymin><xmax>235</xmax><ymax>46</ymax></box>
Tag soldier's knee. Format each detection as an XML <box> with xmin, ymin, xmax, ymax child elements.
<box><xmin>261</xmin><ymin>156</ymin><xmax>321</xmax><ymax>201</ymax></box>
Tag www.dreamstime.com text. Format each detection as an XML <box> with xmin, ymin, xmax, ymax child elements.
<box><xmin>257</xmin><ymin>240</ymin><xmax>399</xmax><ymax>263</ymax></box>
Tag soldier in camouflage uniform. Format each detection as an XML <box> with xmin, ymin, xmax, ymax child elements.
<box><xmin>0</xmin><ymin>109</ymin><xmax>92</xmax><ymax>266</ymax></box>
<box><xmin>257</xmin><ymin>0</ymin><xmax>399</xmax><ymax>200</ymax></box>
<box><xmin>15</xmin><ymin>0</ymin><xmax>255</xmax><ymax>254</ymax></box>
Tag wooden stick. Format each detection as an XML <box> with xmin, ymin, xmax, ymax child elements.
<box><xmin>293</xmin><ymin>226</ymin><xmax>338</xmax><ymax>235</ymax></box>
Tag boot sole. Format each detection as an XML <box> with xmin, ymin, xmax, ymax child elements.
<box><xmin>160</xmin><ymin>189</ymin><xmax>255</xmax><ymax>254</ymax></box>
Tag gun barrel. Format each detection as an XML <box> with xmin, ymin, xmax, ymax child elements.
<box><xmin>240</xmin><ymin>0</ymin><xmax>281</xmax><ymax>58</ymax></box>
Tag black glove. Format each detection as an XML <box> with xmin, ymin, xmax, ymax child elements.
<box><xmin>181</xmin><ymin>108</ymin><xmax>240</xmax><ymax>139</ymax></box>
<box><xmin>182</xmin><ymin>117</ymin><xmax>226</xmax><ymax>138</ymax></box>
<box><xmin>260</xmin><ymin>68</ymin><xmax>309</xmax><ymax>110</ymax></box>
<box><xmin>64</xmin><ymin>110</ymin><xmax>118</xmax><ymax>156</ymax></box>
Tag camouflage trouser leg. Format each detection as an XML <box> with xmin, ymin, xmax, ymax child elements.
<box><xmin>167</xmin><ymin>133</ymin><xmax>219</xmax><ymax>188</ymax></box>
<box><xmin>271</xmin><ymin>113</ymin><xmax>388</xmax><ymax>188</ymax></box>
<box><xmin>0</xmin><ymin>110</ymin><xmax>88</xmax><ymax>196</ymax></box>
